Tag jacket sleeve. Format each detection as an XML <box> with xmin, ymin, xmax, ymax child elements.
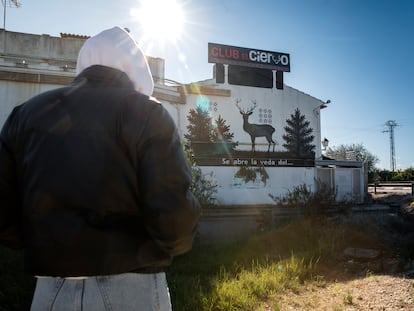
<box><xmin>125</xmin><ymin>98</ymin><xmax>201</xmax><ymax>256</ymax></box>
<box><xmin>0</xmin><ymin>107</ymin><xmax>23</xmax><ymax>249</ymax></box>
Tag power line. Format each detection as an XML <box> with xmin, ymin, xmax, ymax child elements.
<box><xmin>382</xmin><ymin>120</ymin><xmax>398</xmax><ymax>171</ymax></box>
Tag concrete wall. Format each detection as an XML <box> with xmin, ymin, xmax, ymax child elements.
<box><xmin>0</xmin><ymin>30</ymin><xmax>83</xmax><ymax>68</ymax></box>
<box><xmin>316</xmin><ymin>162</ymin><xmax>365</xmax><ymax>203</ymax></box>
<box><xmin>201</xmin><ymin>166</ymin><xmax>315</xmax><ymax>205</ymax></box>
<box><xmin>198</xmin><ymin>206</ymin><xmax>302</xmax><ymax>244</ymax></box>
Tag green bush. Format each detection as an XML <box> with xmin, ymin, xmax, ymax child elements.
<box><xmin>269</xmin><ymin>179</ymin><xmax>339</xmax><ymax>216</ymax></box>
<box><xmin>374</xmin><ymin>167</ymin><xmax>414</xmax><ymax>182</ymax></box>
<box><xmin>184</xmin><ymin>144</ymin><xmax>218</xmax><ymax>207</ymax></box>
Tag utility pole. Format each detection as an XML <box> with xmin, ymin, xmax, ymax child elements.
<box><xmin>383</xmin><ymin>120</ymin><xmax>398</xmax><ymax>171</ymax></box>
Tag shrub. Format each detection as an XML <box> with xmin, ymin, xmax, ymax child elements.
<box><xmin>184</xmin><ymin>144</ymin><xmax>217</xmax><ymax>207</ymax></box>
<box><xmin>190</xmin><ymin>166</ymin><xmax>217</xmax><ymax>207</ymax></box>
<box><xmin>269</xmin><ymin>179</ymin><xmax>338</xmax><ymax>216</ymax></box>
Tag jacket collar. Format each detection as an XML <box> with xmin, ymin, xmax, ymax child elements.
<box><xmin>74</xmin><ymin>65</ymin><xmax>135</xmax><ymax>90</ymax></box>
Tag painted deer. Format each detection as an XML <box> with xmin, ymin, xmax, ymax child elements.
<box><xmin>236</xmin><ymin>99</ymin><xmax>276</xmax><ymax>152</ymax></box>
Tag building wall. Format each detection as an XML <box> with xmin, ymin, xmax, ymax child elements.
<box><xmin>178</xmin><ymin>79</ymin><xmax>329</xmax><ymax>205</ymax></box>
<box><xmin>201</xmin><ymin>166</ymin><xmax>315</xmax><ymax>205</ymax></box>
<box><xmin>182</xmin><ymin>83</ymin><xmax>324</xmax><ymax>157</ymax></box>
<box><xmin>316</xmin><ymin>163</ymin><xmax>365</xmax><ymax>203</ymax></box>
<box><xmin>0</xmin><ymin>30</ymin><xmax>83</xmax><ymax>64</ymax></box>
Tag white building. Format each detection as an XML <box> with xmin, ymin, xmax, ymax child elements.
<box><xmin>0</xmin><ymin>29</ymin><xmax>366</xmax><ymax>205</ymax></box>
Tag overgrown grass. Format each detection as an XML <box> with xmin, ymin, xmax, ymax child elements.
<box><xmin>167</xmin><ymin>244</ymin><xmax>318</xmax><ymax>311</ymax></box>
<box><xmin>202</xmin><ymin>256</ymin><xmax>317</xmax><ymax>311</ymax></box>
<box><xmin>166</xmin><ymin>217</ymin><xmax>351</xmax><ymax>311</ymax></box>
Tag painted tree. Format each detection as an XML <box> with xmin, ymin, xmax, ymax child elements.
<box><xmin>184</xmin><ymin>107</ymin><xmax>213</xmax><ymax>142</ymax></box>
<box><xmin>283</xmin><ymin>108</ymin><xmax>315</xmax><ymax>157</ymax></box>
<box><xmin>185</xmin><ymin>109</ymin><xmax>237</xmax><ymax>154</ymax></box>
<box><xmin>211</xmin><ymin>115</ymin><xmax>238</xmax><ymax>152</ymax></box>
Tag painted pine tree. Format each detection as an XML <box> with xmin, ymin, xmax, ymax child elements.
<box><xmin>211</xmin><ymin>115</ymin><xmax>238</xmax><ymax>153</ymax></box>
<box><xmin>184</xmin><ymin>107</ymin><xmax>213</xmax><ymax>143</ymax></box>
<box><xmin>283</xmin><ymin>108</ymin><xmax>315</xmax><ymax>157</ymax></box>
<box><xmin>185</xmin><ymin>108</ymin><xmax>238</xmax><ymax>155</ymax></box>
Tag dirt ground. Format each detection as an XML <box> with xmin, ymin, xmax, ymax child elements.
<box><xmin>271</xmin><ymin>274</ymin><xmax>413</xmax><ymax>310</ymax></box>
<box><xmin>267</xmin><ymin>193</ymin><xmax>414</xmax><ymax>310</ymax></box>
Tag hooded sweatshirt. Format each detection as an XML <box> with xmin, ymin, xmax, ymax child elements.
<box><xmin>76</xmin><ymin>26</ymin><xmax>154</xmax><ymax>97</ymax></box>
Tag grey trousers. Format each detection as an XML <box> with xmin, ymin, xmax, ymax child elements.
<box><xmin>30</xmin><ymin>273</ymin><xmax>172</xmax><ymax>311</ymax></box>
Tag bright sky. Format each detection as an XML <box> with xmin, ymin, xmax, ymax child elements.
<box><xmin>3</xmin><ymin>0</ymin><xmax>414</xmax><ymax>170</ymax></box>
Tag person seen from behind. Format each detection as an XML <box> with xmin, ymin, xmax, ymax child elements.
<box><xmin>0</xmin><ymin>26</ymin><xmax>201</xmax><ymax>310</ymax></box>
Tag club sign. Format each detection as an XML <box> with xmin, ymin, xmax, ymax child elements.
<box><xmin>208</xmin><ymin>42</ymin><xmax>290</xmax><ymax>72</ymax></box>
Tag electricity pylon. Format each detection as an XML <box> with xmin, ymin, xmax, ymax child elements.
<box><xmin>383</xmin><ymin>120</ymin><xmax>398</xmax><ymax>171</ymax></box>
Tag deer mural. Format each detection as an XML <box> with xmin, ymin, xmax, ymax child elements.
<box><xmin>236</xmin><ymin>99</ymin><xmax>276</xmax><ymax>152</ymax></box>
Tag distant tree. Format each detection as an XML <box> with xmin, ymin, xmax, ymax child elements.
<box><xmin>283</xmin><ymin>108</ymin><xmax>315</xmax><ymax>157</ymax></box>
<box><xmin>184</xmin><ymin>107</ymin><xmax>213</xmax><ymax>142</ymax></box>
<box><xmin>325</xmin><ymin>143</ymin><xmax>379</xmax><ymax>177</ymax></box>
<box><xmin>392</xmin><ymin>167</ymin><xmax>414</xmax><ymax>181</ymax></box>
<box><xmin>376</xmin><ymin>167</ymin><xmax>414</xmax><ymax>181</ymax></box>
<box><xmin>211</xmin><ymin>115</ymin><xmax>238</xmax><ymax>153</ymax></box>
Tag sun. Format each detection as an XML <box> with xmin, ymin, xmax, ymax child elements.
<box><xmin>132</xmin><ymin>0</ymin><xmax>185</xmax><ymax>44</ymax></box>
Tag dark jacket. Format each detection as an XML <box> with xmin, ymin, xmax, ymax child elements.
<box><xmin>0</xmin><ymin>65</ymin><xmax>200</xmax><ymax>277</ymax></box>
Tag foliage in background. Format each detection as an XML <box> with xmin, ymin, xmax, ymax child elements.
<box><xmin>269</xmin><ymin>180</ymin><xmax>339</xmax><ymax>216</ymax></box>
<box><xmin>388</xmin><ymin>167</ymin><xmax>414</xmax><ymax>180</ymax></box>
<box><xmin>283</xmin><ymin>108</ymin><xmax>315</xmax><ymax>157</ymax></box>
<box><xmin>184</xmin><ymin>144</ymin><xmax>217</xmax><ymax>207</ymax></box>
<box><xmin>325</xmin><ymin>144</ymin><xmax>414</xmax><ymax>182</ymax></box>
<box><xmin>325</xmin><ymin>143</ymin><xmax>379</xmax><ymax>180</ymax></box>
<box><xmin>372</xmin><ymin>167</ymin><xmax>414</xmax><ymax>182</ymax></box>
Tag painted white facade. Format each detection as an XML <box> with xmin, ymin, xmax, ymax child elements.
<box><xmin>0</xmin><ymin>30</ymin><xmax>366</xmax><ymax>205</ymax></box>
<box><xmin>178</xmin><ymin>77</ymin><xmax>328</xmax><ymax>205</ymax></box>
<box><xmin>182</xmin><ymin>81</ymin><xmax>325</xmax><ymax>157</ymax></box>
<box><xmin>199</xmin><ymin>166</ymin><xmax>315</xmax><ymax>205</ymax></box>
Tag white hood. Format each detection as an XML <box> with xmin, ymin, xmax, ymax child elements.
<box><xmin>76</xmin><ymin>26</ymin><xmax>154</xmax><ymax>96</ymax></box>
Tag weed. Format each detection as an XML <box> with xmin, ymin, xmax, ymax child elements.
<box><xmin>343</xmin><ymin>290</ymin><xmax>354</xmax><ymax>305</ymax></box>
<box><xmin>269</xmin><ymin>179</ymin><xmax>347</xmax><ymax>216</ymax></box>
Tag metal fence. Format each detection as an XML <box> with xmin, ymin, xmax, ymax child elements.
<box><xmin>368</xmin><ymin>182</ymin><xmax>414</xmax><ymax>195</ymax></box>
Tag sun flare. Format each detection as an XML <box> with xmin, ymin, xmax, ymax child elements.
<box><xmin>132</xmin><ymin>0</ymin><xmax>185</xmax><ymax>44</ymax></box>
